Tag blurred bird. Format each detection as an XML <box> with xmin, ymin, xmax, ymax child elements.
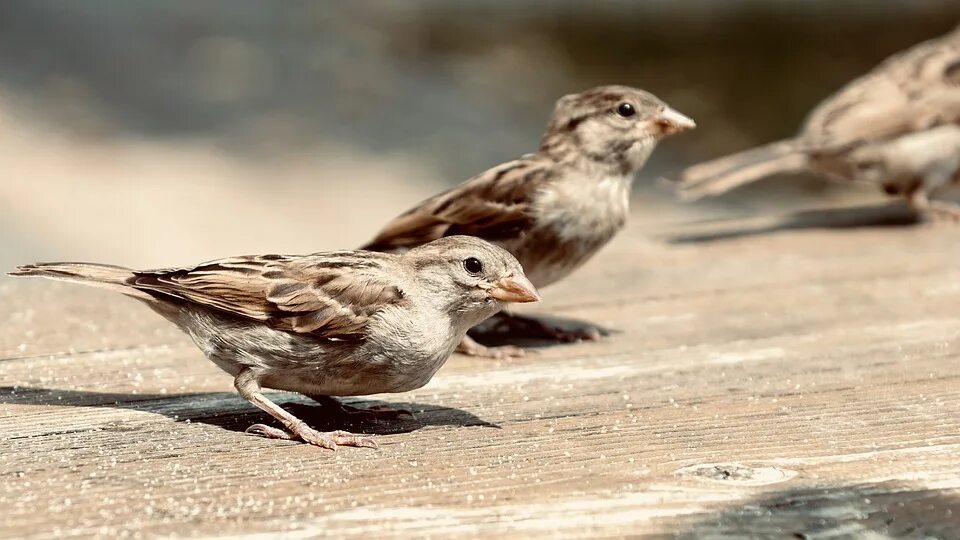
<box><xmin>363</xmin><ymin>85</ymin><xmax>695</xmax><ymax>357</ymax></box>
<box><xmin>9</xmin><ymin>236</ymin><xmax>539</xmax><ymax>450</ymax></box>
<box><xmin>670</xmin><ymin>25</ymin><xmax>960</xmax><ymax>219</ymax></box>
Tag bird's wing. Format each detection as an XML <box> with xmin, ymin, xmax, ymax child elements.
<box><xmin>129</xmin><ymin>252</ymin><xmax>405</xmax><ymax>339</ymax></box>
<box><xmin>362</xmin><ymin>155</ymin><xmax>557</xmax><ymax>251</ymax></box>
<box><xmin>801</xmin><ymin>28</ymin><xmax>960</xmax><ymax>151</ymax></box>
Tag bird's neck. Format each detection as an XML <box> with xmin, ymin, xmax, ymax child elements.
<box><xmin>413</xmin><ymin>277</ymin><xmax>501</xmax><ymax>331</ymax></box>
<box><xmin>571</xmin><ymin>156</ymin><xmax>640</xmax><ymax>183</ymax></box>
<box><xmin>537</xmin><ymin>134</ymin><xmax>645</xmax><ymax>178</ymax></box>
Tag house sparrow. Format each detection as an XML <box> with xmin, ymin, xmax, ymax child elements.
<box><xmin>362</xmin><ymin>85</ymin><xmax>695</xmax><ymax>357</ymax></box>
<box><xmin>670</xmin><ymin>25</ymin><xmax>960</xmax><ymax>219</ymax></box>
<box><xmin>8</xmin><ymin>236</ymin><xmax>540</xmax><ymax>450</ymax></box>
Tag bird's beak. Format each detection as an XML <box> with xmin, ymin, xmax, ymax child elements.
<box><xmin>486</xmin><ymin>273</ymin><xmax>540</xmax><ymax>303</ymax></box>
<box><xmin>654</xmin><ymin>107</ymin><xmax>696</xmax><ymax>136</ymax></box>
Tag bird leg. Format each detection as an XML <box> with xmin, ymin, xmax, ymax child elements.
<box><xmin>308</xmin><ymin>395</ymin><xmax>415</xmax><ymax>422</ymax></box>
<box><xmin>489</xmin><ymin>311</ymin><xmax>607</xmax><ymax>343</ymax></box>
<box><xmin>927</xmin><ymin>200</ymin><xmax>960</xmax><ymax>222</ymax></box>
<box><xmin>235</xmin><ymin>369</ymin><xmax>378</xmax><ymax>450</ymax></box>
<box><xmin>456</xmin><ymin>334</ymin><xmax>527</xmax><ymax>359</ymax></box>
<box><xmin>907</xmin><ymin>190</ymin><xmax>960</xmax><ymax>222</ymax></box>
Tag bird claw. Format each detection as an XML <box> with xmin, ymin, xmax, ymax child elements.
<box><xmin>322</xmin><ymin>430</ymin><xmax>379</xmax><ymax>450</ymax></box>
<box><xmin>245</xmin><ymin>422</ymin><xmax>378</xmax><ymax>450</ymax></box>
<box><xmin>544</xmin><ymin>325</ymin><xmax>606</xmax><ymax>343</ymax></box>
<box><xmin>456</xmin><ymin>339</ymin><xmax>527</xmax><ymax>359</ymax></box>
<box><xmin>246</xmin><ymin>423</ymin><xmax>296</xmax><ymax>440</ymax></box>
<box><xmin>925</xmin><ymin>201</ymin><xmax>960</xmax><ymax>223</ymax></box>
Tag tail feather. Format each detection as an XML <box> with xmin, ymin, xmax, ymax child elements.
<box><xmin>669</xmin><ymin>139</ymin><xmax>808</xmax><ymax>201</ymax></box>
<box><xmin>8</xmin><ymin>262</ymin><xmax>153</xmax><ymax>300</ymax></box>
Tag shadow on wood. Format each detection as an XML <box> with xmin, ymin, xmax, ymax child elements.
<box><xmin>668</xmin><ymin>203</ymin><xmax>922</xmax><ymax>244</ymax></box>
<box><xmin>0</xmin><ymin>386</ymin><xmax>498</xmax><ymax>437</ymax></box>
<box><xmin>469</xmin><ymin>312</ymin><xmax>616</xmax><ymax>348</ymax></box>
<box><xmin>676</xmin><ymin>483</ymin><xmax>960</xmax><ymax>538</ymax></box>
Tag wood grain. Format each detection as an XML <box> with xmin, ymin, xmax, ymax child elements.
<box><xmin>2</xmin><ymin>203</ymin><xmax>959</xmax><ymax>538</ymax></box>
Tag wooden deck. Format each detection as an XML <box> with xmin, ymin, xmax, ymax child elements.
<box><xmin>2</xmin><ymin>203</ymin><xmax>960</xmax><ymax>538</ymax></box>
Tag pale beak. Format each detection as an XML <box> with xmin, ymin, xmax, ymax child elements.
<box><xmin>487</xmin><ymin>273</ymin><xmax>540</xmax><ymax>303</ymax></box>
<box><xmin>655</xmin><ymin>107</ymin><xmax>696</xmax><ymax>136</ymax></box>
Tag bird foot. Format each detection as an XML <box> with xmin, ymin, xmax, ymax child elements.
<box><xmin>245</xmin><ymin>422</ymin><xmax>378</xmax><ymax>450</ymax></box>
<box><xmin>456</xmin><ymin>335</ymin><xmax>527</xmax><ymax>359</ymax></box>
<box><xmin>924</xmin><ymin>201</ymin><xmax>960</xmax><ymax>223</ymax></box>
<box><xmin>907</xmin><ymin>192</ymin><xmax>960</xmax><ymax>223</ymax></box>
<box><xmin>539</xmin><ymin>324</ymin><xmax>605</xmax><ymax>343</ymax></box>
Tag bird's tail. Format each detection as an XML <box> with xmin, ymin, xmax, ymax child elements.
<box><xmin>8</xmin><ymin>262</ymin><xmax>154</xmax><ymax>301</ymax></box>
<box><xmin>668</xmin><ymin>139</ymin><xmax>808</xmax><ymax>201</ymax></box>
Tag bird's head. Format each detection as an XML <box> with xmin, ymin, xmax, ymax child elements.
<box><xmin>540</xmin><ymin>85</ymin><xmax>695</xmax><ymax>175</ymax></box>
<box><xmin>404</xmin><ymin>236</ymin><xmax>539</xmax><ymax>328</ymax></box>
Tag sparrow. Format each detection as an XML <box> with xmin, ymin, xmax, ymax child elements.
<box><xmin>8</xmin><ymin>236</ymin><xmax>540</xmax><ymax>450</ymax></box>
<box><xmin>362</xmin><ymin>85</ymin><xmax>696</xmax><ymax>357</ymax></box>
<box><xmin>670</xmin><ymin>25</ymin><xmax>960</xmax><ymax>219</ymax></box>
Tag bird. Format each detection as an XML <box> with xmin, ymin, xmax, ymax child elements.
<box><xmin>361</xmin><ymin>85</ymin><xmax>696</xmax><ymax>357</ymax></box>
<box><xmin>8</xmin><ymin>236</ymin><xmax>540</xmax><ymax>450</ymax></box>
<box><xmin>669</xmin><ymin>25</ymin><xmax>960</xmax><ymax>219</ymax></box>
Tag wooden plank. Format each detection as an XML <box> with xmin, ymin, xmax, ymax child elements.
<box><xmin>2</xmin><ymin>206</ymin><xmax>959</xmax><ymax>538</ymax></box>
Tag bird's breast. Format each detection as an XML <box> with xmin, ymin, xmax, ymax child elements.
<box><xmin>515</xmin><ymin>173</ymin><xmax>631</xmax><ymax>287</ymax></box>
<box><xmin>355</xmin><ymin>305</ymin><xmax>462</xmax><ymax>393</ymax></box>
<box><xmin>532</xmin><ymin>173</ymin><xmax>631</xmax><ymax>242</ymax></box>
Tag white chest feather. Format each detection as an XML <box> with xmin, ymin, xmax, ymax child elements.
<box><xmin>533</xmin><ymin>172</ymin><xmax>631</xmax><ymax>242</ymax></box>
<box><xmin>360</xmin><ymin>303</ymin><xmax>468</xmax><ymax>392</ymax></box>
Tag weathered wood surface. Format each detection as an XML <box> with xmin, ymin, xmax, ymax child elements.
<box><xmin>2</xmin><ymin>203</ymin><xmax>960</xmax><ymax>539</ymax></box>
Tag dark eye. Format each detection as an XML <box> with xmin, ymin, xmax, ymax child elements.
<box><xmin>615</xmin><ymin>102</ymin><xmax>636</xmax><ymax>118</ymax></box>
<box><xmin>463</xmin><ymin>257</ymin><xmax>483</xmax><ymax>275</ymax></box>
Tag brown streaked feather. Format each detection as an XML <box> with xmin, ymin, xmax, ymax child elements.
<box><xmin>129</xmin><ymin>253</ymin><xmax>405</xmax><ymax>338</ymax></box>
<box><xmin>362</xmin><ymin>156</ymin><xmax>557</xmax><ymax>252</ymax></box>
<box><xmin>801</xmin><ymin>27</ymin><xmax>960</xmax><ymax>152</ymax></box>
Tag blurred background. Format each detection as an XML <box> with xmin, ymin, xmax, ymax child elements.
<box><xmin>0</xmin><ymin>0</ymin><xmax>957</xmax><ymax>270</ymax></box>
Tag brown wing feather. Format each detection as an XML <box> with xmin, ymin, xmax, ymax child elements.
<box><xmin>801</xmin><ymin>28</ymin><xmax>960</xmax><ymax>151</ymax></box>
<box><xmin>129</xmin><ymin>253</ymin><xmax>404</xmax><ymax>339</ymax></box>
<box><xmin>362</xmin><ymin>156</ymin><xmax>556</xmax><ymax>251</ymax></box>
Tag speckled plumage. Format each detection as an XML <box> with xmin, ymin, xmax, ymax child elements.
<box><xmin>671</xmin><ymin>25</ymin><xmax>960</xmax><ymax>219</ymax></box>
<box><xmin>363</xmin><ymin>85</ymin><xmax>695</xmax><ymax>355</ymax></box>
<box><xmin>9</xmin><ymin>236</ymin><xmax>540</xmax><ymax>449</ymax></box>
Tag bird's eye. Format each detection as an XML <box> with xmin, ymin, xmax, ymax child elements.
<box><xmin>615</xmin><ymin>102</ymin><xmax>636</xmax><ymax>118</ymax></box>
<box><xmin>463</xmin><ymin>257</ymin><xmax>483</xmax><ymax>275</ymax></box>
